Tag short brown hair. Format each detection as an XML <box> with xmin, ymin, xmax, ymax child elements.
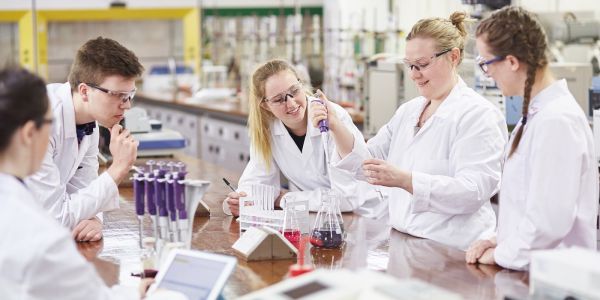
<box><xmin>68</xmin><ymin>37</ymin><xmax>144</xmax><ymax>93</ymax></box>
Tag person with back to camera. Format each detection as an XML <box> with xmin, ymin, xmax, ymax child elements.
<box><xmin>311</xmin><ymin>12</ymin><xmax>508</xmax><ymax>250</ymax></box>
<box><xmin>465</xmin><ymin>6</ymin><xmax>599</xmax><ymax>270</ymax></box>
<box><xmin>0</xmin><ymin>67</ymin><xmax>152</xmax><ymax>300</ymax></box>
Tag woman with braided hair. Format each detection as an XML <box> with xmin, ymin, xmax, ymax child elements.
<box><xmin>465</xmin><ymin>6</ymin><xmax>599</xmax><ymax>270</ymax></box>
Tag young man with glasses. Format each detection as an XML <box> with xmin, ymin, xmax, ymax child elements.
<box><xmin>26</xmin><ymin>37</ymin><xmax>143</xmax><ymax>242</ymax></box>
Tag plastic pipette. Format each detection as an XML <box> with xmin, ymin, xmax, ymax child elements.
<box><xmin>309</xmin><ymin>96</ymin><xmax>330</xmax><ymax>174</ymax></box>
<box><xmin>133</xmin><ymin>172</ymin><xmax>145</xmax><ymax>248</ymax></box>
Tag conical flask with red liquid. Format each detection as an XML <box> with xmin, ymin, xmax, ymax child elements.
<box><xmin>281</xmin><ymin>195</ymin><xmax>301</xmax><ymax>249</ymax></box>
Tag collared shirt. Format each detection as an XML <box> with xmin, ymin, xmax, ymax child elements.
<box><xmin>494</xmin><ymin>79</ymin><xmax>599</xmax><ymax>270</ymax></box>
<box><xmin>75</xmin><ymin>122</ymin><xmax>96</xmax><ymax>144</ymax></box>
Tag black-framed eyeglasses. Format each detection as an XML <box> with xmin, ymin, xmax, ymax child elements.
<box><xmin>403</xmin><ymin>49</ymin><xmax>452</xmax><ymax>72</ymax></box>
<box><xmin>263</xmin><ymin>81</ymin><xmax>303</xmax><ymax>107</ymax></box>
<box><xmin>476</xmin><ymin>55</ymin><xmax>505</xmax><ymax>75</ymax></box>
<box><xmin>86</xmin><ymin>83</ymin><xmax>137</xmax><ymax>104</ymax></box>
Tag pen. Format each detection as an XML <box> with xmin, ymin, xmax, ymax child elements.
<box><xmin>222</xmin><ymin>178</ymin><xmax>237</xmax><ymax>192</ymax></box>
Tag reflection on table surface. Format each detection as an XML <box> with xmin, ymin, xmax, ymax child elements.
<box><xmin>84</xmin><ymin>155</ymin><xmax>528</xmax><ymax>299</ymax></box>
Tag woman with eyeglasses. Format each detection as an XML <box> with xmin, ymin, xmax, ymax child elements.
<box><xmin>223</xmin><ymin>59</ymin><xmax>377</xmax><ymax>216</ymax></box>
<box><xmin>0</xmin><ymin>68</ymin><xmax>152</xmax><ymax>299</ymax></box>
<box><xmin>465</xmin><ymin>6</ymin><xmax>598</xmax><ymax>270</ymax></box>
<box><xmin>311</xmin><ymin>12</ymin><xmax>508</xmax><ymax>250</ymax></box>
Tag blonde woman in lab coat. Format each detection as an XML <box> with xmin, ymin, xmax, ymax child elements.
<box><xmin>465</xmin><ymin>6</ymin><xmax>599</xmax><ymax>270</ymax></box>
<box><xmin>311</xmin><ymin>12</ymin><xmax>509</xmax><ymax>250</ymax></box>
<box><xmin>223</xmin><ymin>59</ymin><xmax>375</xmax><ymax>216</ymax></box>
<box><xmin>25</xmin><ymin>37</ymin><xmax>142</xmax><ymax>241</ymax></box>
<box><xmin>0</xmin><ymin>68</ymin><xmax>151</xmax><ymax>299</ymax></box>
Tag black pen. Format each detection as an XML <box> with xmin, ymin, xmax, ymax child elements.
<box><xmin>222</xmin><ymin>178</ymin><xmax>237</xmax><ymax>192</ymax></box>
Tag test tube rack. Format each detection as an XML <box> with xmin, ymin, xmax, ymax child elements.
<box><xmin>132</xmin><ymin>160</ymin><xmax>211</xmax><ymax>250</ymax></box>
<box><xmin>239</xmin><ymin>196</ymin><xmax>309</xmax><ymax>234</ymax></box>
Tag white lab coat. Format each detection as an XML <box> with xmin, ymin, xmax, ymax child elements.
<box><xmin>25</xmin><ymin>82</ymin><xmax>119</xmax><ymax>229</ymax></box>
<box><xmin>224</xmin><ymin>101</ymin><xmax>382</xmax><ymax>213</ymax></box>
<box><xmin>0</xmin><ymin>173</ymin><xmax>137</xmax><ymax>300</ymax></box>
<box><xmin>494</xmin><ymin>79</ymin><xmax>599</xmax><ymax>270</ymax></box>
<box><xmin>335</xmin><ymin>78</ymin><xmax>508</xmax><ymax>250</ymax></box>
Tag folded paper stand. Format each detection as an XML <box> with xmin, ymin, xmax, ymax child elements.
<box><xmin>232</xmin><ymin>226</ymin><xmax>298</xmax><ymax>261</ymax></box>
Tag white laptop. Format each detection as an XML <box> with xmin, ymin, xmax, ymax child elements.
<box><xmin>148</xmin><ymin>249</ymin><xmax>237</xmax><ymax>300</ymax></box>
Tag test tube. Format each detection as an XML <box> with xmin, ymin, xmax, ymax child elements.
<box><xmin>133</xmin><ymin>173</ymin><xmax>145</xmax><ymax>249</ymax></box>
<box><xmin>174</xmin><ymin>166</ymin><xmax>188</xmax><ymax>243</ymax></box>
<box><xmin>146</xmin><ymin>160</ymin><xmax>156</xmax><ymax>172</ymax></box>
<box><xmin>165</xmin><ymin>173</ymin><xmax>178</xmax><ymax>242</ymax></box>
<box><xmin>144</xmin><ymin>171</ymin><xmax>158</xmax><ymax>240</ymax></box>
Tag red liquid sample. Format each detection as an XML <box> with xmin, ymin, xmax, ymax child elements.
<box><xmin>282</xmin><ymin>229</ymin><xmax>301</xmax><ymax>249</ymax></box>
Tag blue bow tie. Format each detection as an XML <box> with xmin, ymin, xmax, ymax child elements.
<box><xmin>76</xmin><ymin>122</ymin><xmax>96</xmax><ymax>143</ymax></box>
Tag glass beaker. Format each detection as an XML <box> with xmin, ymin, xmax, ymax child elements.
<box><xmin>310</xmin><ymin>194</ymin><xmax>344</xmax><ymax>249</ymax></box>
<box><xmin>281</xmin><ymin>194</ymin><xmax>301</xmax><ymax>249</ymax></box>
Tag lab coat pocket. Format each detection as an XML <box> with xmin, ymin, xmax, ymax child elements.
<box><xmin>412</xmin><ymin>159</ymin><xmax>449</xmax><ymax>176</ymax></box>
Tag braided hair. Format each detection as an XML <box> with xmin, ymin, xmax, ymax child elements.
<box><xmin>477</xmin><ymin>6</ymin><xmax>549</xmax><ymax>157</ymax></box>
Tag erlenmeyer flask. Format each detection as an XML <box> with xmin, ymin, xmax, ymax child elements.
<box><xmin>281</xmin><ymin>194</ymin><xmax>301</xmax><ymax>249</ymax></box>
<box><xmin>324</xmin><ymin>189</ymin><xmax>344</xmax><ymax>234</ymax></box>
<box><xmin>310</xmin><ymin>194</ymin><xmax>344</xmax><ymax>249</ymax></box>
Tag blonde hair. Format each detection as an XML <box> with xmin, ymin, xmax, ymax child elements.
<box><xmin>406</xmin><ymin>11</ymin><xmax>472</xmax><ymax>64</ymax></box>
<box><xmin>248</xmin><ymin>59</ymin><xmax>307</xmax><ymax>169</ymax></box>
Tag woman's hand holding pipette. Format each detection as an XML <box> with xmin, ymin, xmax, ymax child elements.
<box><xmin>309</xmin><ymin>90</ymin><xmax>355</xmax><ymax>159</ymax></box>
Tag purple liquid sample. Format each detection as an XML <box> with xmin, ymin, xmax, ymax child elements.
<box><xmin>309</xmin><ymin>229</ymin><xmax>343</xmax><ymax>249</ymax></box>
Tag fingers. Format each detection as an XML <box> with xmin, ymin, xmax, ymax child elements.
<box><xmin>85</xmin><ymin>229</ymin><xmax>103</xmax><ymax>242</ymax></box>
<box><xmin>139</xmin><ymin>278</ymin><xmax>156</xmax><ymax>298</ymax></box>
<box><xmin>363</xmin><ymin>158</ymin><xmax>386</xmax><ymax>166</ymax></box>
<box><xmin>226</xmin><ymin>191</ymin><xmax>246</xmax><ymax>198</ymax></box>
<box><xmin>315</xmin><ymin>89</ymin><xmax>329</xmax><ymax>103</ymax></box>
<box><xmin>75</xmin><ymin>221</ymin><xmax>93</xmax><ymax>241</ymax></box>
<box><xmin>110</xmin><ymin>124</ymin><xmax>123</xmax><ymax>138</ymax></box>
<box><xmin>72</xmin><ymin>222</ymin><xmax>86</xmax><ymax>240</ymax></box>
<box><xmin>309</xmin><ymin>101</ymin><xmax>328</xmax><ymax>128</ymax></box>
<box><xmin>465</xmin><ymin>240</ymin><xmax>493</xmax><ymax>264</ymax></box>
<box><xmin>72</xmin><ymin>219</ymin><xmax>103</xmax><ymax>242</ymax></box>
<box><xmin>226</xmin><ymin>197</ymin><xmax>240</xmax><ymax>217</ymax></box>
